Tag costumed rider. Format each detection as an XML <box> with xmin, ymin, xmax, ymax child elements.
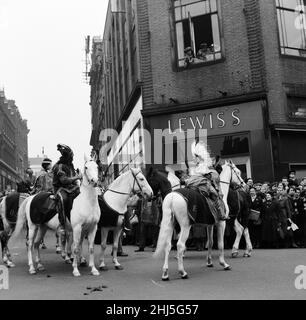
<box><xmin>185</xmin><ymin>141</ymin><xmax>227</xmax><ymax>221</ymax></box>
<box><xmin>52</xmin><ymin>144</ymin><xmax>82</xmax><ymax>234</ymax></box>
<box><xmin>33</xmin><ymin>158</ymin><xmax>54</xmax><ymax>194</ymax></box>
<box><xmin>24</xmin><ymin>168</ymin><xmax>37</xmax><ymax>194</ymax></box>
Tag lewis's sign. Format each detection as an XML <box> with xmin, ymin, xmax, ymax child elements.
<box><xmin>168</xmin><ymin>109</ymin><xmax>241</xmax><ymax>134</ymax></box>
<box><xmin>161</xmin><ymin>101</ymin><xmax>264</xmax><ymax>136</ymax></box>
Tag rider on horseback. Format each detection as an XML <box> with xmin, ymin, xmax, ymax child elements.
<box><xmin>24</xmin><ymin>168</ymin><xmax>37</xmax><ymax>194</ymax></box>
<box><xmin>34</xmin><ymin>158</ymin><xmax>54</xmax><ymax>193</ymax></box>
<box><xmin>52</xmin><ymin>144</ymin><xmax>81</xmax><ymax>233</ymax></box>
<box><xmin>185</xmin><ymin>141</ymin><xmax>227</xmax><ymax>221</ymax></box>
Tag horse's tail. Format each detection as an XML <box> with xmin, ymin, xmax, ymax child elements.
<box><xmin>0</xmin><ymin>197</ymin><xmax>10</xmax><ymax>231</ymax></box>
<box><xmin>153</xmin><ymin>193</ymin><xmax>174</xmax><ymax>259</ymax></box>
<box><xmin>11</xmin><ymin>196</ymin><xmax>29</xmax><ymax>239</ymax></box>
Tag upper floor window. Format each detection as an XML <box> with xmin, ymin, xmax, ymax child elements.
<box><xmin>276</xmin><ymin>0</ymin><xmax>306</xmax><ymax>57</ymax></box>
<box><xmin>174</xmin><ymin>0</ymin><xmax>222</xmax><ymax>68</ymax></box>
<box><xmin>287</xmin><ymin>96</ymin><xmax>306</xmax><ymax>119</ymax></box>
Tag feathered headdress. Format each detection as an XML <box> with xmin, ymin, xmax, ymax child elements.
<box><xmin>191</xmin><ymin>141</ymin><xmax>213</xmax><ymax>166</ymax></box>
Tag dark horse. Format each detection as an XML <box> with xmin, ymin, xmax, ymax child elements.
<box><xmin>227</xmin><ymin>186</ymin><xmax>253</xmax><ymax>257</ymax></box>
<box><xmin>146</xmin><ymin>168</ymin><xmax>173</xmax><ymax>200</ymax></box>
<box><xmin>0</xmin><ymin>181</ymin><xmax>31</xmax><ymax>267</ymax></box>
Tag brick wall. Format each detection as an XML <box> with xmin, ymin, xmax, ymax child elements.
<box><xmin>259</xmin><ymin>0</ymin><xmax>306</xmax><ymax>125</ymax></box>
<box><xmin>144</xmin><ymin>0</ymin><xmax>259</xmax><ymax>109</ymax></box>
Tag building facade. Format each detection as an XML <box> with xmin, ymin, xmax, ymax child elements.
<box><xmin>0</xmin><ymin>90</ymin><xmax>29</xmax><ymax>191</ymax></box>
<box><xmin>90</xmin><ymin>0</ymin><xmax>306</xmax><ymax>183</ymax></box>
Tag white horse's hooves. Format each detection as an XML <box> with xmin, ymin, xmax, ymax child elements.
<box><xmin>99</xmin><ymin>266</ymin><xmax>108</xmax><ymax>271</ymax></box>
<box><xmin>231</xmin><ymin>252</ymin><xmax>239</xmax><ymax>258</ymax></box>
<box><xmin>223</xmin><ymin>265</ymin><xmax>231</xmax><ymax>271</ymax></box>
<box><xmin>29</xmin><ymin>269</ymin><xmax>37</xmax><ymax>275</ymax></box>
<box><xmin>6</xmin><ymin>261</ymin><xmax>15</xmax><ymax>268</ymax></box>
<box><xmin>115</xmin><ymin>265</ymin><xmax>124</xmax><ymax>270</ymax></box>
<box><xmin>207</xmin><ymin>263</ymin><xmax>214</xmax><ymax>268</ymax></box>
<box><xmin>37</xmin><ymin>265</ymin><xmax>45</xmax><ymax>271</ymax></box>
<box><xmin>162</xmin><ymin>277</ymin><xmax>170</xmax><ymax>281</ymax></box>
<box><xmin>56</xmin><ymin>248</ymin><xmax>62</xmax><ymax>254</ymax></box>
<box><xmin>243</xmin><ymin>251</ymin><xmax>252</xmax><ymax>258</ymax></box>
<box><xmin>73</xmin><ymin>271</ymin><xmax>81</xmax><ymax>277</ymax></box>
<box><xmin>91</xmin><ymin>270</ymin><xmax>100</xmax><ymax>276</ymax></box>
<box><xmin>179</xmin><ymin>272</ymin><xmax>188</xmax><ymax>280</ymax></box>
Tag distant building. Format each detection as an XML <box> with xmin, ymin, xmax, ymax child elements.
<box><xmin>28</xmin><ymin>155</ymin><xmax>46</xmax><ymax>176</ymax></box>
<box><xmin>0</xmin><ymin>90</ymin><xmax>29</xmax><ymax>190</ymax></box>
<box><xmin>90</xmin><ymin>0</ymin><xmax>306</xmax><ymax>182</ymax></box>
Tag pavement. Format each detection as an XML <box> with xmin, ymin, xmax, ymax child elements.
<box><xmin>1</xmin><ymin>232</ymin><xmax>306</xmax><ymax>300</ymax></box>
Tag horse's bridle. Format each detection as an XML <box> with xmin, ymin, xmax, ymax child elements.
<box><xmin>82</xmin><ymin>160</ymin><xmax>98</xmax><ymax>187</ymax></box>
<box><xmin>106</xmin><ymin>169</ymin><xmax>143</xmax><ymax>196</ymax></box>
<box><xmin>220</xmin><ymin>163</ymin><xmax>245</xmax><ymax>188</ymax></box>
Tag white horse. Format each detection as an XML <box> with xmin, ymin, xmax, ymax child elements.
<box><xmin>70</xmin><ymin>155</ymin><xmax>100</xmax><ymax>277</ymax></box>
<box><xmin>153</xmin><ymin>160</ymin><xmax>246</xmax><ymax>281</ymax></box>
<box><xmin>98</xmin><ymin>168</ymin><xmax>153</xmax><ymax>271</ymax></box>
<box><xmin>12</xmin><ymin>195</ymin><xmax>73</xmax><ymax>274</ymax></box>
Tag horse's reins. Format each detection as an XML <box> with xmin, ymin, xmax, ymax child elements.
<box><xmin>105</xmin><ymin>170</ymin><xmax>143</xmax><ymax>196</ymax></box>
<box><xmin>220</xmin><ymin>164</ymin><xmax>245</xmax><ymax>188</ymax></box>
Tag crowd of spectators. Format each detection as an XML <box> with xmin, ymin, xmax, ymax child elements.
<box><xmin>246</xmin><ymin>170</ymin><xmax>306</xmax><ymax>249</ymax></box>
<box><xmin>123</xmin><ymin>170</ymin><xmax>306</xmax><ymax>253</ymax></box>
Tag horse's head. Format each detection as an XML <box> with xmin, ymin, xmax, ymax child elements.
<box><xmin>83</xmin><ymin>155</ymin><xmax>99</xmax><ymax>187</ymax></box>
<box><xmin>222</xmin><ymin>160</ymin><xmax>246</xmax><ymax>188</ymax></box>
<box><xmin>146</xmin><ymin>167</ymin><xmax>172</xmax><ymax>198</ymax></box>
<box><xmin>130</xmin><ymin>168</ymin><xmax>153</xmax><ymax>198</ymax></box>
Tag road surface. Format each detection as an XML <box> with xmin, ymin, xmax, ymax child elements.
<box><xmin>1</xmin><ymin>233</ymin><xmax>306</xmax><ymax>300</ymax></box>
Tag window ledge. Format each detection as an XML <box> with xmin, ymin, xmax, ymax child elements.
<box><xmin>288</xmin><ymin>115</ymin><xmax>306</xmax><ymax>122</ymax></box>
<box><xmin>280</xmin><ymin>54</ymin><xmax>306</xmax><ymax>62</ymax></box>
<box><xmin>175</xmin><ymin>57</ymin><xmax>225</xmax><ymax>72</ymax></box>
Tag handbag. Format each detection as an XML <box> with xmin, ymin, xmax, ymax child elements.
<box><xmin>249</xmin><ymin>209</ymin><xmax>260</xmax><ymax>222</ymax></box>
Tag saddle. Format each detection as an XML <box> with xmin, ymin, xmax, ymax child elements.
<box><xmin>174</xmin><ymin>189</ymin><xmax>215</xmax><ymax>225</ymax></box>
<box><xmin>5</xmin><ymin>192</ymin><xmax>20</xmax><ymax>224</ymax></box>
<box><xmin>97</xmin><ymin>195</ymin><xmax>125</xmax><ymax>228</ymax></box>
<box><xmin>30</xmin><ymin>192</ymin><xmax>58</xmax><ymax>225</ymax></box>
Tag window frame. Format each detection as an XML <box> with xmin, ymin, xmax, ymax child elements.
<box><xmin>172</xmin><ymin>0</ymin><xmax>225</xmax><ymax>71</ymax></box>
<box><xmin>276</xmin><ymin>0</ymin><xmax>306</xmax><ymax>59</ymax></box>
<box><xmin>287</xmin><ymin>94</ymin><xmax>306</xmax><ymax>121</ymax></box>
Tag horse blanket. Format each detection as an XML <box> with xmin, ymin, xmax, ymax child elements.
<box><xmin>30</xmin><ymin>192</ymin><xmax>58</xmax><ymax>225</ymax></box>
<box><xmin>5</xmin><ymin>192</ymin><xmax>20</xmax><ymax>224</ymax></box>
<box><xmin>174</xmin><ymin>189</ymin><xmax>215</xmax><ymax>225</ymax></box>
<box><xmin>97</xmin><ymin>195</ymin><xmax>125</xmax><ymax>228</ymax></box>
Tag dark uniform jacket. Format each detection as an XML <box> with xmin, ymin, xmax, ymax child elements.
<box><xmin>52</xmin><ymin>162</ymin><xmax>79</xmax><ymax>194</ymax></box>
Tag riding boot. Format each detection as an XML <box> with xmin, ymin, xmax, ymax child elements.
<box><xmin>0</xmin><ymin>217</ymin><xmax>4</xmax><ymax>232</ymax></box>
<box><xmin>56</xmin><ymin>196</ymin><xmax>66</xmax><ymax>234</ymax></box>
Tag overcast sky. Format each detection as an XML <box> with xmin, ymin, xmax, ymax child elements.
<box><xmin>0</xmin><ymin>0</ymin><xmax>109</xmax><ymax>169</ymax></box>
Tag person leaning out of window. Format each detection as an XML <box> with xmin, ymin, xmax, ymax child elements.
<box><xmin>184</xmin><ymin>46</ymin><xmax>195</xmax><ymax>67</ymax></box>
